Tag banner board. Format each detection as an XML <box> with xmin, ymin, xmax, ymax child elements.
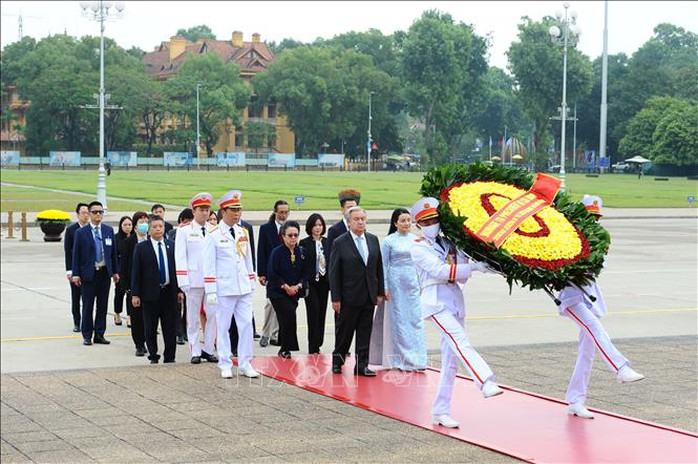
<box><xmin>163</xmin><ymin>152</ymin><xmax>193</xmax><ymax>166</ymax></box>
<box><xmin>268</xmin><ymin>153</ymin><xmax>296</xmax><ymax>168</ymax></box>
<box><xmin>216</xmin><ymin>152</ymin><xmax>246</xmax><ymax>167</ymax></box>
<box><xmin>318</xmin><ymin>154</ymin><xmax>345</xmax><ymax>168</ymax></box>
<box><xmin>49</xmin><ymin>151</ymin><xmax>81</xmax><ymax>166</ymax></box>
<box><xmin>0</xmin><ymin>151</ymin><xmax>20</xmax><ymax>166</ymax></box>
<box><xmin>107</xmin><ymin>151</ymin><xmax>138</xmax><ymax>167</ymax></box>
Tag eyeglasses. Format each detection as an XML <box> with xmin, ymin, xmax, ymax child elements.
<box><xmin>90</xmin><ymin>210</ymin><xmax>104</xmax><ymax>215</ymax></box>
<box><xmin>285</xmin><ymin>233</ymin><xmax>299</xmax><ymax>238</ymax></box>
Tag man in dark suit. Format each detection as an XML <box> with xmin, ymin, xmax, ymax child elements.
<box><xmin>326</xmin><ymin>189</ymin><xmax>360</xmax><ymax>263</ymax></box>
<box><xmin>131</xmin><ymin>214</ymin><xmax>183</xmax><ymax>364</ymax></box>
<box><xmin>257</xmin><ymin>200</ymin><xmax>289</xmax><ymax>347</ymax></box>
<box><xmin>64</xmin><ymin>202</ymin><xmax>89</xmax><ymax>332</ymax></box>
<box><xmin>329</xmin><ymin>206</ymin><xmax>384</xmax><ymax>376</ymax></box>
<box><xmin>151</xmin><ymin>203</ymin><xmax>174</xmax><ymax>235</ymax></box>
<box><xmin>71</xmin><ymin>201</ymin><xmax>120</xmax><ymax>345</ymax></box>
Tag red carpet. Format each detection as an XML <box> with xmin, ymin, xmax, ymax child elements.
<box><xmin>250</xmin><ymin>354</ymin><xmax>698</xmax><ymax>463</ymax></box>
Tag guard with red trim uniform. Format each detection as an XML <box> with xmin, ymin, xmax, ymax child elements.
<box><xmin>558</xmin><ymin>195</ymin><xmax>644</xmax><ymax>419</ymax></box>
<box><xmin>174</xmin><ymin>192</ymin><xmax>218</xmax><ymax>364</ymax></box>
<box><xmin>409</xmin><ymin>197</ymin><xmax>503</xmax><ymax>429</ymax></box>
<box><xmin>202</xmin><ymin>190</ymin><xmax>259</xmax><ymax>379</ymax></box>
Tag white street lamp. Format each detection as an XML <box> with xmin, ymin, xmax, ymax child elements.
<box><xmin>549</xmin><ymin>2</ymin><xmax>579</xmax><ymax>193</ymax></box>
<box><xmin>80</xmin><ymin>0</ymin><xmax>124</xmax><ymax>211</ymax></box>
<box><xmin>196</xmin><ymin>83</ymin><xmax>202</xmax><ymax>169</ymax></box>
<box><xmin>367</xmin><ymin>91</ymin><xmax>375</xmax><ymax>172</ymax></box>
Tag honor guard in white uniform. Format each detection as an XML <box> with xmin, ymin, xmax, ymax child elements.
<box><xmin>202</xmin><ymin>190</ymin><xmax>260</xmax><ymax>379</ymax></box>
<box><xmin>409</xmin><ymin>197</ymin><xmax>503</xmax><ymax>429</ymax></box>
<box><xmin>175</xmin><ymin>192</ymin><xmax>218</xmax><ymax>364</ymax></box>
<box><xmin>558</xmin><ymin>195</ymin><xmax>644</xmax><ymax>419</ymax></box>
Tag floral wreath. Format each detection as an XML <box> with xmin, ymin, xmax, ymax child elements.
<box><xmin>420</xmin><ymin>163</ymin><xmax>610</xmax><ymax>291</ymax></box>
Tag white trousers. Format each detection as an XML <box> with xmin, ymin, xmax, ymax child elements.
<box><xmin>563</xmin><ymin>302</ymin><xmax>629</xmax><ymax>404</ymax></box>
<box><xmin>430</xmin><ymin>310</ymin><xmax>495</xmax><ymax>416</ymax></box>
<box><xmin>261</xmin><ymin>297</ymin><xmax>279</xmax><ymax>340</ymax></box>
<box><xmin>217</xmin><ymin>294</ymin><xmax>254</xmax><ymax>371</ymax></box>
<box><xmin>185</xmin><ymin>287</ymin><xmax>216</xmax><ymax>357</ymax></box>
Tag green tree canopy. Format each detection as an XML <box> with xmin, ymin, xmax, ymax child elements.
<box><xmin>175</xmin><ymin>25</ymin><xmax>216</xmax><ymax>42</ymax></box>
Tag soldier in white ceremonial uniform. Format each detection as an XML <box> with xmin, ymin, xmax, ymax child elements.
<box><xmin>174</xmin><ymin>193</ymin><xmax>219</xmax><ymax>364</ymax></box>
<box><xmin>558</xmin><ymin>195</ymin><xmax>644</xmax><ymax>419</ymax></box>
<box><xmin>202</xmin><ymin>190</ymin><xmax>260</xmax><ymax>379</ymax></box>
<box><xmin>409</xmin><ymin>197</ymin><xmax>504</xmax><ymax>429</ymax></box>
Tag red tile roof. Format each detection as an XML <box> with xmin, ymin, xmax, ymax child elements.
<box><xmin>143</xmin><ymin>37</ymin><xmax>275</xmax><ymax>79</ymax></box>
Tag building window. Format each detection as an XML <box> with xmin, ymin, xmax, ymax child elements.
<box><xmin>235</xmin><ymin>132</ymin><xmax>243</xmax><ymax>147</ymax></box>
<box><xmin>267</xmin><ymin>102</ymin><xmax>276</xmax><ymax>119</ymax></box>
<box><xmin>248</xmin><ymin>96</ymin><xmax>262</xmax><ymax>118</ymax></box>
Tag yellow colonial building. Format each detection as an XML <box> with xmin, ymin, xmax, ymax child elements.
<box><xmin>143</xmin><ymin>31</ymin><xmax>294</xmax><ymax>155</ymax></box>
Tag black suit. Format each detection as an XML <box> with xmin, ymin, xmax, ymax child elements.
<box><xmin>326</xmin><ymin>220</ymin><xmax>347</xmax><ymax>269</ymax></box>
<box><xmin>131</xmin><ymin>237</ymin><xmax>179</xmax><ymax>362</ymax></box>
<box><xmin>329</xmin><ymin>231</ymin><xmax>384</xmax><ymax>370</ymax></box>
<box><xmin>64</xmin><ymin>222</ymin><xmax>83</xmax><ymax>327</ymax></box>
<box><xmin>299</xmin><ymin>236</ymin><xmax>330</xmax><ymax>353</ymax></box>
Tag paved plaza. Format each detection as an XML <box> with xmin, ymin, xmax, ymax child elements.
<box><xmin>1</xmin><ymin>209</ymin><xmax>696</xmax><ymax>462</ymax></box>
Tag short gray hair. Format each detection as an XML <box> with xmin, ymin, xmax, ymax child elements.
<box><xmin>344</xmin><ymin>206</ymin><xmax>366</xmax><ymax>221</ymax></box>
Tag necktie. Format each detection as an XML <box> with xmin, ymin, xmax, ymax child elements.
<box><xmin>94</xmin><ymin>227</ymin><xmax>103</xmax><ymax>262</ymax></box>
<box><xmin>158</xmin><ymin>242</ymin><xmax>166</xmax><ymax>285</ymax></box>
<box><xmin>230</xmin><ymin>227</ymin><xmax>235</xmax><ymax>238</ymax></box>
<box><xmin>201</xmin><ymin>226</ymin><xmax>206</xmax><ymax>237</ymax></box>
<box><xmin>356</xmin><ymin>235</ymin><xmax>368</xmax><ymax>265</ymax></box>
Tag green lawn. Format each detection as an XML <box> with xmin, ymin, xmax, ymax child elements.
<box><xmin>1</xmin><ymin>169</ymin><xmax>696</xmax><ymax>211</ymax></box>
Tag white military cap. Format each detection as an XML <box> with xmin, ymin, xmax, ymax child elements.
<box><xmin>189</xmin><ymin>192</ymin><xmax>213</xmax><ymax>209</ymax></box>
<box><xmin>581</xmin><ymin>194</ymin><xmax>603</xmax><ymax>216</ymax></box>
<box><xmin>217</xmin><ymin>190</ymin><xmax>243</xmax><ymax>209</ymax></box>
<box><xmin>411</xmin><ymin>197</ymin><xmax>440</xmax><ymax>223</ymax></box>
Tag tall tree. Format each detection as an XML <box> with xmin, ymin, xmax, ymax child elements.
<box><xmin>175</xmin><ymin>25</ymin><xmax>216</xmax><ymax>42</ymax></box>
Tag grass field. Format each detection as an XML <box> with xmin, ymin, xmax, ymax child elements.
<box><xmin>1</xmin><ymin>169</ymin><xmax>697</xmax><ymax>211</ymax></box>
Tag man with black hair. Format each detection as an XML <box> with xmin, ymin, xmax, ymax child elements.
<box><xmin>64</xmin><ymin>202</ymin><xmax>90</xmax><ymax>332</ymax></box>
<box><xmin>151</xmin><ymin>203</ymin><xmax>174</xmax><ymax>234</ymax></box>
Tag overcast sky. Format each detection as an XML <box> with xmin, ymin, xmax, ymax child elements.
<box><xmin>1</xmin><ymin>1</ymin><xmax>696</xmax><ymax>69</ymax></box>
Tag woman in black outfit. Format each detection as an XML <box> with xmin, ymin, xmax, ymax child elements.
<box><xmin>113</xmin><ymin>215</ymin><xmax>132</xmax><ymax>326</ymax></box>
<box><xmin>266</xmin><ymin>220</ymin><xmax>311</xmax><ymax>359</ymax></box>
<box><xmin>121</xmin><ymin>211</ymin><xmax>149</xmax><ymax>356</ymax></box>
<box><xmin>299</xmin><ymin>213</ymin><xmax>329</xmax><ymax>354</ymax></box>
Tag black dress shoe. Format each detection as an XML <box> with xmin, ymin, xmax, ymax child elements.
<box><xmin>73</xmin><ymin>325</ymin><xmax>81</xmax><ymax>333</ymax></box>
<box><xmin>176</xmin><ymin>336</ymin><xmax>185</xmax><ymax>345</ymax></box>
<box><xmin>83</xmin><ymin>339</ymin><xmax>92</xmax><ymax>346</ymax></box>
<box><xmin>269</xmin><ymin>339</ymin><xmax>280</xmax><ymax>347</ymax></box>
<box><xmin>163</xmin><ymin>359</ymin><xmax>175</xmax><ymax>364</ymax></box>
<box><xmin>253</xmin><ymin>332</ymin><xmax>261</xmax><ymax>340</ymax></box>
<box><xmin>190</xmin><ymin>356</ymin><xmax>201</xmax><ymax>364</ymax></box>
<box><xmin>135</xmin><ymin>347</ymin><xmax>146</xmax><ymax>357</ymax></box>
<box><xmin>278</xmin><ymin>351</ymin><xmax>292</xmax><ymax>359</ymax></box>
<box><xmin>93</xmin><ymin>336</ymin><xmax>111</xmax><ymax>345</ymax></box>
<box><xmin>354</xmin><ymin>367</ymin><xmax>376</xmax><ymax>377</ymax></box>
<box><xmin>150</xmin><ymin>359</ymin><xmax>159</xmax><ymax>364</ymax></box>
<box><xmin>202</xmin><ymin>351</ymin><xmax>218</xmax><ymax>363</ymax></box>
<box><xmin>259</xmin><ymin>336</ymin><xmax>269</xmax><ymax>347</ymax></box>
<box><xmin>332</xmin><ymin>365</ymin><xmax>342</xmax><ymax>374</ymax></box>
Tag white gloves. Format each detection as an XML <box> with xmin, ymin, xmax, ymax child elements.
<box><xmin>471</xmin><ymin>261</ymin><xmax>493</xmax><ymax>274</ymax></box>
<box><xmin>205</xmin><ymin>293</ymin><xmax>218</xmax><ymax>306</ymax></box>
<box><xmin>180</xmin><ymin>285</ymin><xmax>190</xmax><ymax>294</ymax></box>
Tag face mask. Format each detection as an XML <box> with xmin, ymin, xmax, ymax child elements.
<box><xmin>137</xmin><ymin>223</ymin><xmax>149</xmax><ymax>234</ymax></box>
<box><xmin>421</xmin><ymin>223</ymin><xmax>440</xmax><ymax>239</ymax></box>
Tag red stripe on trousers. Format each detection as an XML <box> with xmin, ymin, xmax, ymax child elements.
<box><xmin>431</xmin><ymin>315</ymin><xmax>484</xmax><ymax>384</ymax></box>
<box><xmin>566</xmin><ymin>307</ymin><xmax>619</xmax><ymax>371</ymax></box>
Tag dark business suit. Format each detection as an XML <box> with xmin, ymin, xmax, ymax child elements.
<box><xmin>257</xmin><ymin>221</ymin><xmax>283</xmax><ymax>341</ymax></box>
<box><xmin>131</xmin><ymin>237</ymin><xmax>179</xmax><ymax>362</ymax></box>
<box><xmin>326</xmin><ymin>220</ymin><xmax>347</xmax><ymax>269</ymax></box>
<box><xmin>64</xmin><ymin>222</ymin><xmax>83</xmax><ymax>327</ymax></box>
<box><xmin>229</xmin><ymin>220</ymin><xmax>257</xmax><ymax>352</ymax></box>
<box><xmin>299</xmin><ymin>236</ymin><xmax>330</xmax><ymax>353</ymax></box>
<box><xmin>121</xmin><ymin>234</ymin><xmax>147</xmax><ymax>350</ymax></box>
<box><xmin>329</xmin><ymin>231</ymin><xmax>384</xmax><ymax>371</ymax></box>
<box><xmin>72</xmin><ymin>222</ymin><xmax>119</xmax><ymax>341</ymax></box>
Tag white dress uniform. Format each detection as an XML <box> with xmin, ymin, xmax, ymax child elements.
<box><xmin>174</xmin><ymin>218</ymin><xmax>217</xmax><ymax>358</ymax></box>
<box><xmin>556</xmin><ymin>195</ymin><xmax>642</xmax><ymax>412</ymax></box>
<box><xmin>409</xmin><ymin>197</ymin><xmax>501</xmax><ymax>420</ymax></box>
<box><xmin>202</xmin><ymin>193</ymin><xmax>257</xmax><ymax>375</ymax></box>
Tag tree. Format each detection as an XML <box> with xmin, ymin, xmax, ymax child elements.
<box><xmin>175</xmin><ymin>25</ymin><xmax>216</xmax><ymax>42</ymax></box>
<box><xmin>267</xmin><ymin>38</ymin><xmax>306</xmax><ymax>56</ymax></box>
<box><xmin>400</xmin><ymin>10</ymin><xmax>489</xmax><ymax>165</ymax></box>
<box><xmin>507</xmin><ymin>16</ymin><xmax>593</xmax><ymax>162</ymax></box>
<box><xmin>243</xmin><ymin>121</ymin><xmax>276</xmax><ymax>154</ymax></box>
<box><xmin>164</xmin><ymin>53</ymin><xmax>250</xmax><ymax>156</ymax></box>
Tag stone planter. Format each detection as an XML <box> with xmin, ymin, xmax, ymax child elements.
<box><xmin>38</xmin><ymin>222</ymin><xmax>67</xmax><ymax>242</ymax></box>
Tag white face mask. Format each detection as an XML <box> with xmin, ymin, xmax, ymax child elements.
<box><xmin>421</xmin><ymin>223</ymin><xmax>440</xmax><ymax>239</ymax></box>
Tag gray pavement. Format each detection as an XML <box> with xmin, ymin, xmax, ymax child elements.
<box><xmin>1</xmin><ymin>211</ymin><xmax>697</xmax><ymax>462</ymax></box>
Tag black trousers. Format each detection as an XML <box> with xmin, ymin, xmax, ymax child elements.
<box><xmin>126</xmin><ymin>294</ymin><xmax>145</xmax><ymax>349</ymax></box>
<box><xmin>80</xmin><ymin>268</ymin><xmax>111</xmax><ymax>340</ymax></box>
<box><xmin>176</xmin><ymin>295</ymin><xmax>186</xmax><ymax>339</ymax></box>
<box><xmin>69</xmin><ymin>281</ymin><xmax>81</xmax><ymax>326</ymax></box>
<box><xmin>142</xmin><ymin>287</ymin><xmax>177</xmax><ymax>362</ymax></box>
<box><xmin>271</xmin><ymin>297</ymin><xmax>300</xmax><ymax>353</ymax></box>
<box><xmin>332</xmin><ymin>302</ymin><xmax>374</xmax><ymax>369</ymax></box>
<box><xmin>229</xmin><ymin>316</ymin><xmax>257</xmax><ymax>350</ymax></box>
<box><xmin>305</xmin><ymin>277</ymin><xmax>329</xmax><ymax>353</ymax></box>
<box><xmin>113</xmin><ymin>283</ymin><xmax>127</xmax><ymax>315</ymax></box>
